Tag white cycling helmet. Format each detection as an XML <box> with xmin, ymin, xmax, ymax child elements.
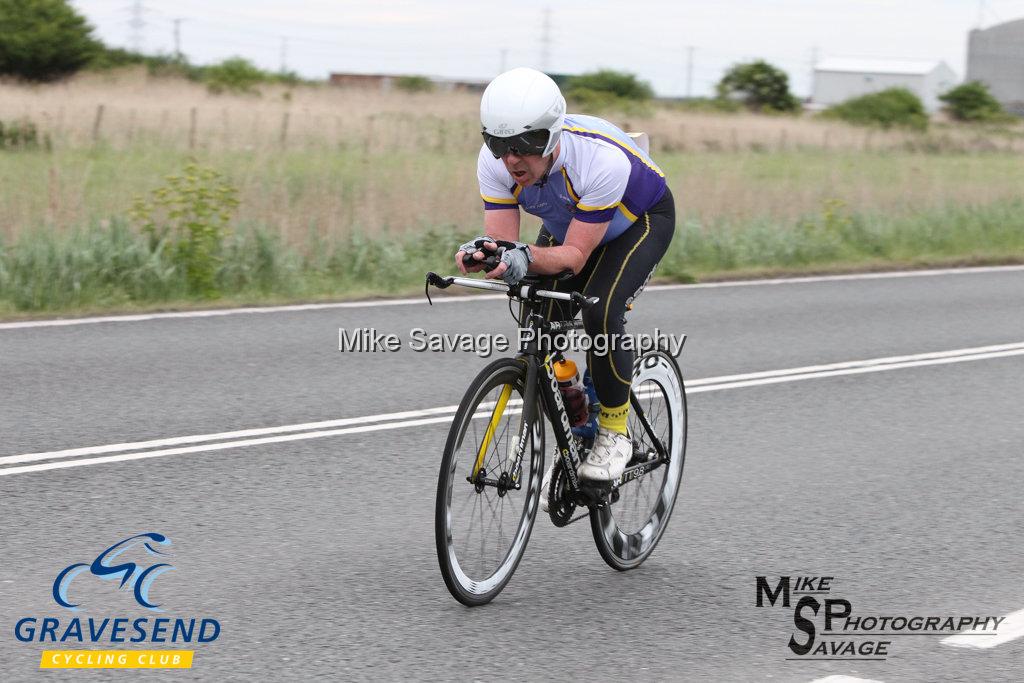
<box><xmin>480</xmin><ymin>67</ymin><xmax>565</xmax><ymax>158</ymax></box>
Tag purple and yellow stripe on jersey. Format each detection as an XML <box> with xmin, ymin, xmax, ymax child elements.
<box><xmin>562</xmin><ymin>115</ymin><xmax>666</xmax><ymax>229</ymax></box>
<box><xmin>481</xmin><ymin>184</ymin><xmax>522</xmax><ymax>211</ymax></box>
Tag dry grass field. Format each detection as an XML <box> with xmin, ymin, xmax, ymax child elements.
<box><xmin>1</xmin><ymin>69</ymin><xmax>1023</xmax><ymax>313</ymax></box>
<box><xmin>2</xmin><ymin>69</ymin><xmax>1024</xmax><ymax>242</ymax></box>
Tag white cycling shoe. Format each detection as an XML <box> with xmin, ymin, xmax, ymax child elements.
<box><xmin>578</xmin><ymin>428</ymin><xmax>633</xmax><ymax>481</ymax></box>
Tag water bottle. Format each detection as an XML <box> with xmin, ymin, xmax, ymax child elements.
<box><xmin>554</xmin><ymin>359</ymin><xmax>589</xmax><ymax>427</ymax></box>
<box><xmin>572</xmin><ymin>368</ymin><xmax>600</xmax><ymax>441</ymax></box>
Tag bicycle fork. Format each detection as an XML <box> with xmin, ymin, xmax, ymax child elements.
<box><xmin>469</xmin><ymin>359</ymin><xmax>538</xmax><ymax>492</ymax></box>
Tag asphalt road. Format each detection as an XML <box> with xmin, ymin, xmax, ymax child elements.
<box><xmin>1</xmin><ymin>266</ymin><xmax>1022</xmax><ymax>681</ymax></box>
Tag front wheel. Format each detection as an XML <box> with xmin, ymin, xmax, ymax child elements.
<box><xmin>590</xmin><ymin>349</ymin><xmax>687</xmax><ymax>570</ymax></box>
<box><xmin>435</xmin><ymin>358</ymin><xmax>544</xmax><ymax>606</ymax></box>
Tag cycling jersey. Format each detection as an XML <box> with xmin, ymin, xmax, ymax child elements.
<box><xmin>477</xmin><ymin>114</ymin><xmax>667</xmax><ymax>245</ymax></box>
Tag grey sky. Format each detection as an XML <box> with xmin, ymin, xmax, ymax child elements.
<box><xmin>72</xmin><ymin>0</ymin><xmax>1024</xmax><ymax>97</ymax></box>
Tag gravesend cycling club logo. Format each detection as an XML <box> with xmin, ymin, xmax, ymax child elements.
<box><xmin>53</xmin><ymin>532</ymin><xmax>174</xmax><ymax>611</ymax></box>
<box><xmin>756</xmin><ymin>575</ymin><xmax>1005</xmax><ymax>661</ymax></box>
<box><xmin>13</xmin><ymin>532</ymin><xmax>221</xmax><ymax>670</ymax></box>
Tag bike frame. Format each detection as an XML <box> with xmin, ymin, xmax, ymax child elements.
<box><xmin>513</xmin><ymin>313</ymin><xmax>671</xmax><ymax>501</ymax></box>
<box><xmin>427</xmin><ymin>271</ymin><xmax>671</xmax><ymax>501</ymax></box>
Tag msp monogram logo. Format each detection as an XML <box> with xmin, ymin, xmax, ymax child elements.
<box><xmin>14</xmin><ymin>532</ymin><xmax>221</xmax><ymax>670</ymax></box>
<box><xmin>53</xmin><ymin>533</ymin><xmax>174</xmax><ymax>611</ymax></box>
<box><xmin>756</xmin><ymin>575</ymin><xmax>1005</xmax><ymax>661</ymax></box>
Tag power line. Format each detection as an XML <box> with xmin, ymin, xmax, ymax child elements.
<box><xmin>540</xmin><ymin>7</ymin><xmax>552</xmax><ymax>72</ymax></box>
<box><xmin>809</xmin><ymin>45</ymin><xmax>819</xmax><ymax>98</ymax></box>
<box><xmin>172</xmin><ymin>17</ymin><xmax>185</xmax><ymax>60</ymax></box>
<box><xmin>685</xmin><ymin>45</ymin><xmax>695</xmax><ymax>98</ymax></box>
<box><xmin>127</xmin><ymin>0</ymin><xmax>146</xmax><ymax>52</ymax></box>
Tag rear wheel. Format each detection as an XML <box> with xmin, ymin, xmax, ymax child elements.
<box><xmin>435</xmin><ymin>358</ymin><xmax>544</xmax><ymax>606</ymax></box>
<box><xmin>590</xmin><ymin>350</ymin><xmax>687</xmax><ymax>570</ymax></box>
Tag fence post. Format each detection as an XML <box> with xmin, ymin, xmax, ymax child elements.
<box><xmin>280</xmin><ymin>111</ymin><xmax>290</xmax><ymax>147</ymax></box>
<box><xmin>127</xmin><ymin>108</ymin><xmax>137</xmax><ymax>144</ymax></box>
<box><xmin>189</xmin><ymin>107</ymin><xmax>198</xmax><ymax>150</ymax></box>
<box><xmin>222</xmin><ymin>107</ymin><xmax>230</xmax><ymax>147</ymax></box>
<box><xmin>48</xmin><ymin>165</ymin><xmax>59</xmax><ymax>225</ymax></box>
<box><xmin>91</xmin><ymin>104</ymin><xmax>105</xmax><ymax>142</ymax></box>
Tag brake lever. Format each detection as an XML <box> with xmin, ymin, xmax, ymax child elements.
<box><xmin>425</xmin><ymin>272</ymin><xmax>455</xmax><ymax>305</ymax></box>
<box><xmin>570</xmin><ymin>292</ymin><xmax>600</xmax><ymax>309</ymax></box>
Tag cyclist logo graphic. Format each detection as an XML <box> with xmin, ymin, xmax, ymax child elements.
<box><xmin>52</xmin><ymin>533</ymin><xmax>174</xmax><ymax>612</ymax></box>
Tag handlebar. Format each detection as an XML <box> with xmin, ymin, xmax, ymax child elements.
<box><xmin>425</xmin><ymin>272</ymin><xmax>600</xmax><ymax>309</ymax></box>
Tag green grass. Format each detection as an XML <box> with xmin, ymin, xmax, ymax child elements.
<box><xmin>657</xmin><ymin>199</ymin><xmax>1024</xmax><ymax>281</ymax></box>
<box><xmin>3</xmin><ymin>199</ymin><xmax>1023</xmax><ymax>316</ymax></box>
<box><xmin>0</xmin><ymin>221</ymin><xmax>467</xmax><ymax>314</ymax></box>
<box><xmin>7</xmin><ymin>145</ymin><xmax>1024</xmax><ymax>244</ymax></box>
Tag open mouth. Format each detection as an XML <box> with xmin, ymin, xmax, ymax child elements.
<box><xmin>511</xmin><ymin>170</ymin><xmax>528</xmax><ymax>181</ymax></box>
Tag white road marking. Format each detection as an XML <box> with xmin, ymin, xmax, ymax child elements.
<box><xmin>1</xmin><ymin>264</ymin><xmax>1021</xmax><ymax>330</ymax></box>
<box><xmin>0</xmin><ymin>416</ymin><xmax>458</xmax><ymax>477</ymax></box>
<box><xmin>809</xmin><ymin>677</ymin><xmax>884</xmax><ymax>683</ymax></box>
<box><xmin>0</xmin><ymin>406</ymin><xmax>464</xmax><ymax>466</ymax></box>
<box><xmin>942</xmin><ymin>608</ymin><xmax>1024</xmax><ymax>649</ymax></box>
<box><xmin>1</xmin><ymin>342</ymin><xmax>1022</xmax><ymax>477</ymax></box>
<box><xmin>688</xmin><ymin>348</ymin><xmax>1024</xmax><ymax>393</ymax></box>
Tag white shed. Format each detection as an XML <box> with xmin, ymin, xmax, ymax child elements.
<box><xmin>811</xmin><ymin>58</ymin><xmax>959</xmax><ymax>113</ymax></box>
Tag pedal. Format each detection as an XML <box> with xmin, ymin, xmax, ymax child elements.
<box><xmin>575</xmin><ymin>479</ymin><xmax>613</xmax><ymax>507</ymax></box>
<box><xmin>627</xmin><ymin>445</ymin><xmax>657</xmax><ymax>468</ymax></box>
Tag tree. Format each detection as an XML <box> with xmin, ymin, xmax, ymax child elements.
<box><xmin>822</xmin><ymin>88</ymin><xmax>928</xmax><ymax>131</ymax></box>
<box><xmin>716</xmin><ymin>60</ymin><xmax>799</xmax><ymax>113</ymax></box>
<box><xmin>0</xmin><ymin>0</ymin><xmax>101</xmax><ymax>81</ymax></box>
<box><xmin>939</xmin><ymin>81</ymin><xmax>1010</xmax><ymax>122</ymax></box>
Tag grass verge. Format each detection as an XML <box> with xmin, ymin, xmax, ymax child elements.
<box><xmin>2</xmin><ymin>199</ymin><xmax>1023</xmax><ymax>318</ymax></box>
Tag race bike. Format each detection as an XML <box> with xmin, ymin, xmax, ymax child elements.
<box><xmin>427</xmin><ymin>260</ymin><xmax>688</xmax><ymax>606</ymax></box>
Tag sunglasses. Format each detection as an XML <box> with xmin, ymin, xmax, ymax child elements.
<box><xmin>482</xmin><ymin>130</ymin><xmax>550</xmax><ymax>158</ymax></box>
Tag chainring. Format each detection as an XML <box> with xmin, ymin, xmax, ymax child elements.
<box><xmin>547</xmin><ymin>459</ymin><xmax>576</xmax><ymax>527</ymax></box>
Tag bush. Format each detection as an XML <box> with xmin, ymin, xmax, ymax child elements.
<box><xmin>822</xmin><ymin>88</ymin><xmax>928</xmax><ymax>131</ymax></box>
<box><xmin>716</xmin><ymin>60</ymin><xmax>800</xmax><ymax>113</ymax></box>
<box><xmin>130</xmin><ymin>163</ymin><xmax>240</xmax><ymax>298</ymax></box>
<box><xmin>563</xmin><ymin>70</ymin><xmax>654</xmax><ymax>113</ymax></box>
<box><xmin>564</xmin><ymin>69</ymin><xmax>654</xmax><ymax>101</ymax></box>
<box><xmin>0</xmin><ymin>117</ymin><xmax>41</xmax><ymax>149</ymax></box>
<box><xmin>88</xmin><ymin>47</ymin><xmax>189</xmax><ymax>76</ymax></box>
<box><xmin>395</xmin><ymin>75</ymin><xmax>433</xmax><ymax>93</ymax></box>
<box><xmin>203</xmin><ymin>57</ymin><xmax>266</xmax><ymax>95</ymax></box>
<box><xmin>939</xmin><ymin>81</ymin><xmax>1011</xmax><ymax>123</ymax></box>
<box><xmin>0</xmin><ymin>0</ymin><xmax>101</xmax><ymax>81</ymax></box>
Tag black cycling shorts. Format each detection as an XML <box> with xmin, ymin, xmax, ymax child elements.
<box><xmin>532</xmin><ymin>187</ymin><xmax>675</xmax><ymax>408</ymax></box>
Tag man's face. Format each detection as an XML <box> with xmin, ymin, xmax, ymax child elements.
<box><xmin>502</xmin><ymin>151</ymin><xmax>549</xmax><ymax>187</ymax></box>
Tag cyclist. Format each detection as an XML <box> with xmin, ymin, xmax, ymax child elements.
<box><xmin>456</xmin><ymin>67</ymin><xmax>675</xmax><ymax>484</ymax></box>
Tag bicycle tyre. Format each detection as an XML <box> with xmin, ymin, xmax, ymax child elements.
<box><xmin>435</xmin><ymin>357</ymin><xmax>544</xmax><ymax>606</ymax></box>
<box><xmin>590</xmin><ymin>349</ymin><xmax>687</xmax><ymax>571</ymax></box>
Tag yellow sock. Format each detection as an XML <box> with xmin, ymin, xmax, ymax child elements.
<box><xmin>598</xmin><ymin>401</ymin><xmax>629</xmax><ymax>435</ymax></box>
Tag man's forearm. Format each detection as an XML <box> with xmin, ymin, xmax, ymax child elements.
<box><xmin>528</xmin><ymin>244</ymin><xmax>586</xmax><ymax>275</ymax></box>
<box><xmin>483</xmin><ymin>210</ymin><xmax>521</xmax><ymax>243</ymax></box>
